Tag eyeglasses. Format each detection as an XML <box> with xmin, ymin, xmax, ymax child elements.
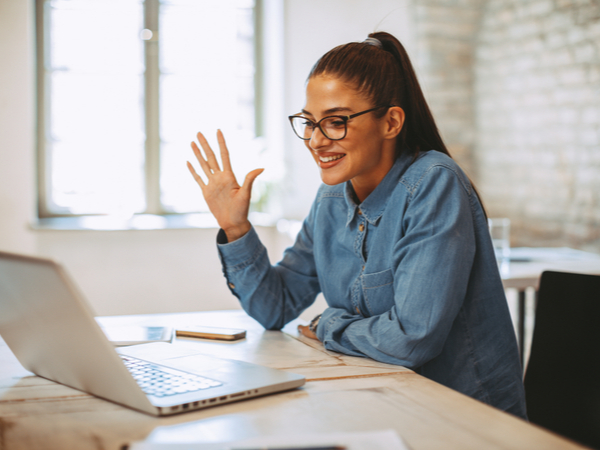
<box><xmin>288</xmin><ymin>105</ymin><xmax>392</xmax><ymax>141</ymax></box>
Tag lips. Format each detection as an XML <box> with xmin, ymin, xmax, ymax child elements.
<box><xmin>316</xmin><ymin>152</ymin><xmax>346</xmax><ymax>168</ymax></box>
<box><xmin>319</xmin><ymin>154</ymin><xmax>344</xmax><ymax>163</ymax></box>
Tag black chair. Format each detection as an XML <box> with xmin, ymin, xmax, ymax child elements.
<box><xmin>524</xmin><ymin>271</ymin><xmax>600</xmax><ymax>449</ymax></box>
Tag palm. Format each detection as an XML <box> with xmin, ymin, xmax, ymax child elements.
<box><xmin>187</xmin><ymin>130</ymin><xmax>263</xmax><ymax>241</ymax></box>
<box><xmin>203</xmin><ymin>170</ymin><xmax>249</xmax><ymax>225</ymax></box>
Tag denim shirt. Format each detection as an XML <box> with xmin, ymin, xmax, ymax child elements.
<box><xmin>217</xmin><ymin>150</ymin><xmax>527</xmax><ymax>419</ymax></box>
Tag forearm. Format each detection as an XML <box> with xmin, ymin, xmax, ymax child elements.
<box><xmin>218</xmin><ymin>227</ymin><xmax>320</xmax><ymax>330</ymax></box>
<box><xmin>316</xmin><ymin>306</ymin><xmax>451</xmax><ymax>368</ymax></box>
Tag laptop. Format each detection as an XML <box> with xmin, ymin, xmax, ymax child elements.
<box><xmin>0</xmin><ymin>250</ymin><xmax>305</xmax><ymax>416</ymax></box>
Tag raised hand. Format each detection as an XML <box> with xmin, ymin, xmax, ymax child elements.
<box><xmin>187</xmin><ymin>130</ymin><xmax>263</xmax><ymax>242</ymax></box>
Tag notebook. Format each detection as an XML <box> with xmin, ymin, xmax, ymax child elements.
<box><xmin>0</xmin><ymin>251</ymin><xmax>305</xmax><ymax>416</ymax></box>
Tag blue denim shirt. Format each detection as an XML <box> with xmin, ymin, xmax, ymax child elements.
<box><xmin>217</xmin><ymin>150</ymin><xmax>527</xmax><ymax>419</ymax></box>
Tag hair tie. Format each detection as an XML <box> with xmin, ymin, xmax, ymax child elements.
<box><xmin>363</xmin><ymin>37</ymin><xmax>382</xmax><ymax>48</ymax></box>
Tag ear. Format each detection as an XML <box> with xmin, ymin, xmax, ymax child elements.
<box><xmin>382</xmin><ymin>106</ymin><xmax>405</xmax><ymax>140</ymax></box>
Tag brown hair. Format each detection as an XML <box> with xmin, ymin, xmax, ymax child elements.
<box><xmin>308</xmin><ymin>31</ymin><xmax>450</xmax><ymax>160</ymax></box>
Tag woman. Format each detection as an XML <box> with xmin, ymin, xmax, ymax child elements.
<box><xmin>187</xmin><ymin>32</ymin><xmax>527</xmax><ymax>419</ymax></box>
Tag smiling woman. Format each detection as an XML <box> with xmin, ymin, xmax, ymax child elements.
<box><xmin>187</xmin><ymin>31</ymin><xmax>528</xmax><ymax>420</ymax></box>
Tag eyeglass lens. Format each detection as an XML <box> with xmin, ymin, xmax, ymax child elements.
<box><xmin>290</xmin><ymin>116</ymin><xmax>347</xmax><ymax>141</ymax></box>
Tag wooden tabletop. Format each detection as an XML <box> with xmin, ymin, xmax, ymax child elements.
<box><xmin>0</xmin><ymin>311</ymin><xmax>590</xmax><ymax>450</ymax></box>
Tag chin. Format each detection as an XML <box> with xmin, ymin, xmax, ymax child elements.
<box><xmin>319</xmin><ymin>173</ymin><xmax>348</xmax><ymax>186</ymax></box>
<box><xmin>315</xmin><ymin>159</ymin><xmax>351</xmax><ymax>186</ymax></box>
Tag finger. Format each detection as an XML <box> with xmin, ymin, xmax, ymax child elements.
<box><xmin>241</xmin><ymin>168</ymin><xmax>264</xmax><ymax>195</ymax></box>
<box><xmin>197</xmin><ymin>132</ymin><xmax>222</xmax><ymax>173</ymax></box>
<box><xmin>186</xmin><ymin>161</ymin><xmax>206</xmax><ymax>188</ymax></box>
<box><xmin>297</xmin><ymin>325</ymin><xmax>317</xmax><ymax>340</ymax></box>
<box><xmin>191</xmin><ymin>140</ymin><xmax>213</xmax><ymax>178</ymax></box>
<box><xmin>217</xmin><ymin>129</ymin><xmax>233</xmax><ymax>173</ymax></box>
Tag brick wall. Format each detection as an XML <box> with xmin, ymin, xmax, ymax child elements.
<box><xmin>415</xmin><ymin>0</ymin><xmax>600</xmax><ymax>252</ymax></box>
<box><xmin>475</xmin><ymin>0</ymin><xmax>600</xmax><ymax>251</ymax></box>
<box><xmin>415</xmin><ymin>0</ymin><xmax>485</xmax><ymax>176</ymax></box>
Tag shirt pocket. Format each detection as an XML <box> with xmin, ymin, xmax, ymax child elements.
<box><xmin>362</xmin><ymin>268</ymin><xmax>395</xmax><ymax>317</ymax></box>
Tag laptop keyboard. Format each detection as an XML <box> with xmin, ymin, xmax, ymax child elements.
<box><xmin>120</xmin><ymin>355</ymin><xmax>222</xmax><ymax>398</ymax></box>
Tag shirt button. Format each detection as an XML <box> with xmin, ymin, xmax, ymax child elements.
<box><xmin>228</xmin><ymin>282</ymin><xmax>235</xmax><ymax>289</ymax></box>
<box><xmin>358</xmin><ymin>209</ymin><xmax>362</xmax><ymax>215</ymax></box>
<box><xmin>359</xmin><ymin>223</ymin><xmax>365</xmax><ymax>232</ymax></box>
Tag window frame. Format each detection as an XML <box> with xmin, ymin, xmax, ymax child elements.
<box><xmin>35</xmin><ymin>0</ymin><xmax>262</xmax><ymax>219</ymax></box>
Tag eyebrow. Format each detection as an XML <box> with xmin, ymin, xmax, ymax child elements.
<box><xmin>301</xmin><ymin>106</ymin><xmax>354</xmax><ymax>117</ymax></box>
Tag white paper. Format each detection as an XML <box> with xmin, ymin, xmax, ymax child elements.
<box><xmin>127</xmin><ymin>429</ymin><xmax>409</xmax><ymax>450</ymax></box>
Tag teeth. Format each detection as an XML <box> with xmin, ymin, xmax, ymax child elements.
<box><xmin>319</xmin><ymin>154</ymin><xmax>344</xmax><ymax>163</ymax></box>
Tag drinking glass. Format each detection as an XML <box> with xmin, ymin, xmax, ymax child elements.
<box><xmin>488</xmin><ymin>218</ymin><xmax>510</xmax><ymax>275</ymax></box>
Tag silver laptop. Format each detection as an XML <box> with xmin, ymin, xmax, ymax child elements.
<box><xmin>0</xmin><ymin>251</ymin><xmax>305</xmax><ymax>416</ymax></box>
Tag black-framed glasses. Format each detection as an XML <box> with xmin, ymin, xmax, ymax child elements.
<box><xmin>288</xmin><ymin>105</ymin><xmax>393</xmax><ymax>141</ymax></box>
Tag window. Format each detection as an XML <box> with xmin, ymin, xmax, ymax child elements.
<box><xmin>36</xmin><ymin>0</ymin><xmax>265</xmax><ymax>219</ymax></box>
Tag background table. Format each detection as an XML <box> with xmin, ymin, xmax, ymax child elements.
<box><xmin>0</xmin><ymin>310</ymin><xmax>591</xmax><ymax>450</ymax></box>
<box><xmin>499</xmin><ymin>247</ymin><xmax>600</xmax><ymax>367</ymax></box>
<box><xmin>501</xmin><ymin>247</ymin><xmax>600</xmax><ymax>290</ymax></box>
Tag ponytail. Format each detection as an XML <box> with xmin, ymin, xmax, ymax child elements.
<box><xmin>373</xmin><ymin>32</ymin><xmax>451</xmax><ymax>159</ymax></box>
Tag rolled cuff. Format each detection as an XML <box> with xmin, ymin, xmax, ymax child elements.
<box><xmin>217</xmin><ymin>226</ymin><xmax>262</xmax><ymax>272</ymax></box>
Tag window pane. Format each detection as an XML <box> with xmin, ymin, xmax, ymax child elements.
<box><xmin>159</xmin><ymin>0</ymin><xmax>256</xmax><ymax>213</ymax></box>
<box><xmin>49</xmin><ymin>0</ymin><xmax>144</xmax><ymax>73</ymax></box>
<box><xmin>40</xmin><ymin>0</ymin><xmax>259</xmax><ymax>217</ymax></box>
<box><xmin>45</xmin><ymin>0</ymin><xmax>145</xmax><ymax>215</ymax></box>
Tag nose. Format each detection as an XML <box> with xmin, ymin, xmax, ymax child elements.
<box><xmin>308</xmin><ymin>125</ymin><xmax>331</xmax><ymax>150</ymax></box>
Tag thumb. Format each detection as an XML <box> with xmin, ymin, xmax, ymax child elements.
<box><xmin>241</xmin><ymin>168</ymin><xmax>264</xmax><ymax>194</ymax></box>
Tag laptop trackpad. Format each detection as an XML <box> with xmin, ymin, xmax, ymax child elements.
<box><xmin>117</xmin><ymin>342</ymin><xmax>234</xmax><ymax>374</ymax></box>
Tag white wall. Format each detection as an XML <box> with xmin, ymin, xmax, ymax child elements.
<box><xmin>0</xmin><ymin>0</ymin><xmax>36</xmax><ymax>255</ymax></box>
<box><xmin>35</xmin><ymin>226</ymin><xmax>289</xmax><ymax>316</ymax></box>
<box><xmin>0</xmin><ymin>0</ymin><xmax>413</xmax><ymax>319</ymax></box>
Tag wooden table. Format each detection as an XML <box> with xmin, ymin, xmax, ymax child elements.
<box><xmin>0</xmin><ymin>310</ymin><xmax>590</xmax><ymax>450</ymax></box>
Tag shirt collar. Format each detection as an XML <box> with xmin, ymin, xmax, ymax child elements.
<box><xmin>344</xmin><ymin>152</ymin><xmax>416</xmax><ymax>226</ymax></box>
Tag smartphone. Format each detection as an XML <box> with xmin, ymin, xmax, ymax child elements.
<box><xmin>175</xmin><ymin>326</ymin><xmax>246</xmax><ymax>341</ymax></box>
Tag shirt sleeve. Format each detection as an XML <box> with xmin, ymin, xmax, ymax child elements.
<box><xmin>217</xmin><ymin>202</ymin><xmax>322</xmax><ymax>330</ymax></box>
<box><xmin>315</xmin><ymin>165</ymin><xmax>477</xmax><ymax>368</ymax></box>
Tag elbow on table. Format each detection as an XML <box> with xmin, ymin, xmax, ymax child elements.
<box><xmin>368</xmin><ymin>331</ymin><xmax>447</xmax><ymax>369</ymax></box>
<box><xmin>400</xmin><ymin>337</ymin><xmax>447</xmax><ymax>369</ymax></box>
<box><xmin>244</xmin><ymin>307</ymin><xmax>285</xmax><ymax>331</ymax></box>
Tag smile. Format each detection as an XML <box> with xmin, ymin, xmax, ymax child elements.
<box><xmin>319</xmin><ymin>154</ymin><xmax>345</xmax><ymax>163</ymax></box>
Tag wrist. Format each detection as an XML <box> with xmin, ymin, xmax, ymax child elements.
<box><xmin>309</xmin><ymin>314</ymin><xmax>322</xmax><ymax>335</ymax></box>
<box><xmin>223</xmin><ymin>222</ymin><xmax>251</xmax><ymax>242</ymax></box>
